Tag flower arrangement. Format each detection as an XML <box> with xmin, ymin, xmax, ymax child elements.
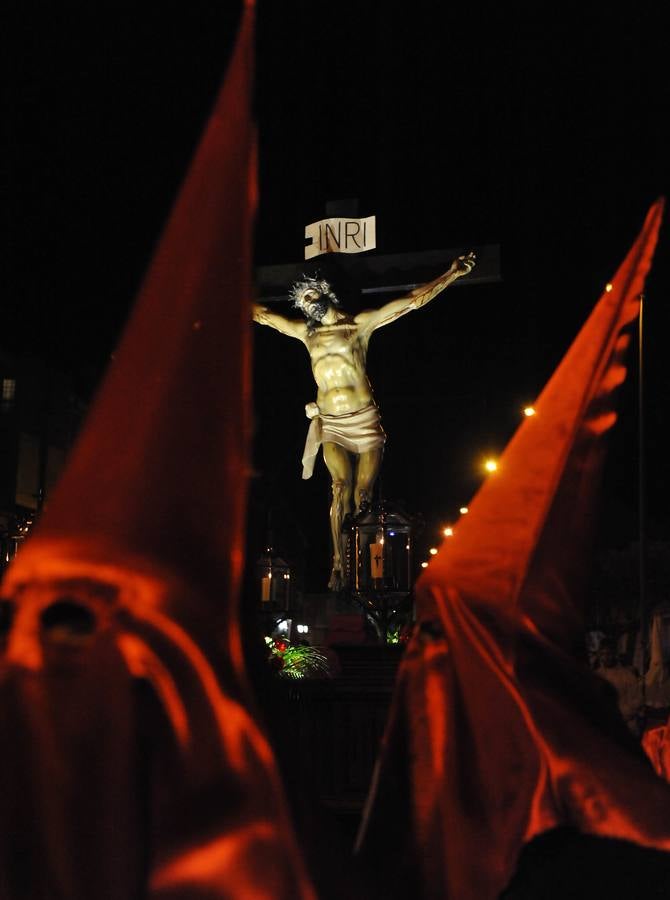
<box><xmin>386</xmin><ymin>624</ymin><xmax>413</xmax><ymax>645</ymax></box>
<box><xmin>265</xmin><ymin>636</ymin><xmax>330</xmax><ymax>679</ymax></box>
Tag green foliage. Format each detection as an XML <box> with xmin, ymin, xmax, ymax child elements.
<box><xmin>386</xmin><ymin>626</ymin><xmax>400</xmax><ymax>644</ymax></box>
<box><xmin>265</xmin><ymin>636</ymin><xmax>331</xmax><ymax>679</ymax></box>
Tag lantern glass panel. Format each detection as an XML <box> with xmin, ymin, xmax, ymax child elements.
<box><xmin>347</xmin><ymin>503</ymin><xmax>412</xmax><ymax>596</ymax></box>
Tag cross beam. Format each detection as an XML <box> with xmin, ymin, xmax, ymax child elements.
<box><xmin>255</xmin><ymin>243</ymin><xmax>501</xmax><ymax>304</ymax></box>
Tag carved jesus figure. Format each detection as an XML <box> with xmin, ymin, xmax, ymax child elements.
<box><xmin>253</xmin><ymin>251</ymin><xmax>476</xmax><ymax>591</ymax></box>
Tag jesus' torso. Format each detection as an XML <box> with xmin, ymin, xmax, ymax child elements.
<box><xmin>303</xmin><ymin>320</ymin><xmax>374</xmax><ymax>416</ymax></box>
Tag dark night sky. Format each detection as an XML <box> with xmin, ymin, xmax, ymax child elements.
<box><xmin>5</xmin><ymin>2</ymin><xmax>670</xmax><ymax>590</ymax></box>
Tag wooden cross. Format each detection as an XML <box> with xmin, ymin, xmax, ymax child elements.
<box><xmin>255</xmin><ymin>199</ymin><xmax>501</xmax><ymax>303</ymax></box>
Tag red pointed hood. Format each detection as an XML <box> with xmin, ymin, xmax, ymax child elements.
<box><xmin>6</xmin><ymin>1</ymin><xmax>257</xmax><ymax>629</ymax></box>
<box><xmin>0</xmin><ymin>6</ymin><xmax>317</xmax><ymax>897</ymax></box>
<box><xmin>356</xmin><ymin>200</ymin><xmax>670</xmax><ymax>900</ymax></box>
<box><xmin>420</xmin><ymin>197</ymin><xmax>665</xmax><ymax>647</ymax></box>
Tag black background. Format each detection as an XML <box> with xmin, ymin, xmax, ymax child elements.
<box><xmin>6</xmin><ymin>2</ymin><xmax>669</xmax><ymax>590</ymax></box>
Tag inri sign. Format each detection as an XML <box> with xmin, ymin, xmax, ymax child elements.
<box><xmin>304</xmin><ymin>216</ymin><xmax>376</xmax><ymax>260</ymax></box>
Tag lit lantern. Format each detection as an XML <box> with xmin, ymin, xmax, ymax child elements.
<box><xmin>344</xmin><ymin>500</ymin><xmax>415</xmax><ymax>643</ymax></box>
<box><xmin>346</xmin><ymin>501</ymin><xmax>413</xmax><ymax>595</ymax></box>
<box><xmin>255</xmin><ymin>546</ymin><xmax>291</xmax><ymax>610</ymax></box>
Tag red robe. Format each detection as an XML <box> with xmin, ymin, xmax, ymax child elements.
<box><xmin>356</xmin><ymin>199</ymin><xmax>670</xmax><ymax>900</ymax></box>
<box><xmin>0</xmin><ymin>3</ymin><xmax>315</xmax><ymax>897</ymax></box>
<box><xmin>643</xmin><ymin>716</ymin><xmax>670</xmax><ymax>782</ymax></box>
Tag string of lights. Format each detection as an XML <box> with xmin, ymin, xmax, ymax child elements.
<box><xmin>418</xmin><ymin>403</ymin><xmax>537</xmax><ymax>570</ymax></box>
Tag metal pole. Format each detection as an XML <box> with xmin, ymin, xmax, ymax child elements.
<box><xmin>638</xmin><ymin>295</ymin><xmax>647</xmax><ymax>699</ymax></box>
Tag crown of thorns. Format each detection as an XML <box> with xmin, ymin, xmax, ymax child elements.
<box><xmin>289</xmin><ymin>275</ymin><xmax>339</xmax><ymax>310</ymax></box>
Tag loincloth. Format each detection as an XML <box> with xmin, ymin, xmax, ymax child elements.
<box><xmin>301</xmin><ymin>402</ymin><xmax>386</xmax><ymax>479</ymax></box>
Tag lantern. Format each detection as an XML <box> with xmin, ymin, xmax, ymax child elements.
<box><xmin>345</xmin><ymin>500</ymin><xmax>413</xmax><ymax>642</ymax></box>
<box><xmin>255</xmin><ymin>546</ymin><xmax>292</xmax><ymax>610</ymax></box>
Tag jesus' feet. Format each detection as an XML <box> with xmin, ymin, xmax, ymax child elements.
<box><xmin>328</xmin><ymin>567</ymin><xmax>345</xmax><ymax>593</ymax></box>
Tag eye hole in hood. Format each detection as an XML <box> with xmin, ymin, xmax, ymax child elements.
<box><xmin>40</xmin><ymin>599</ymin><xmax>97</xmax><ymax>641</ymax></box>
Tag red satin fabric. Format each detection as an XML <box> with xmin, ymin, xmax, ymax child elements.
<box><xmin>643</xmin><ymin>717</ymin><xmax>670</xmax><ymax>782</ymax></box>
<box><xmin>357</xmin><ymin>200</ymin><xmax>670</xmax><ymax>900</ymax></box>
<box><xmin>27</xmin><ymin>5</ymin><xmax>256</xmax><ymax>647</ymax></box>
<box><xmin>0</xmin><ymin>3</ymin><xmax>316</xmax><ymax>897</ymax></box>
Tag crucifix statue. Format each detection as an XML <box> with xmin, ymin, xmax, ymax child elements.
<box><xmin>252</xmin><ymin>250</ymin><xmax>476</xmax><ymax>591</ymax></box>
